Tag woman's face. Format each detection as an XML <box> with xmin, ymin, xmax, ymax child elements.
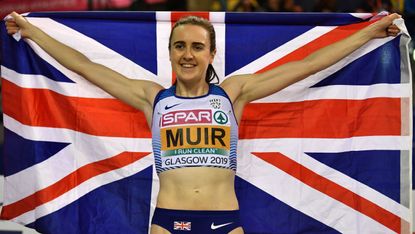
<box><xmin>170</xmin><ymin>24</ymin><xmax>215</xmax><ymax>84</ymax></box>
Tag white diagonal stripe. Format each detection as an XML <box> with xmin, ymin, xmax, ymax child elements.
<box><xmin>226</xmin><ymin>24</ymin><xmax>397</xmax><ymax>99</ymax></box>
<box><xmin>3</xmin><ymin>114</ymin><xmax>152</xmax><ymax>205</ymax></box>
<box><xmin>237</xmin><ymin>153</ymin><xmax>395</xmax><ymax>233</ymax></box>
<box><xmin>276</xmin><ymin>36</ymin><xmax>398</xmax><ymax>91</ymax></box>
<box><xmin>22</xmin><ymin>17</ymin><xmax>161</xmax><ymax>97</ymax></box>
<box><xmin>11</xmin><ymin>154</ymin><xmax>153</xmax><ymax>225</ymax></box>
<box><xmin>226</xmin><ymin>26</ymin><xmax>336</xmax><ymax>77</ymax></box>
<box><xmin>238</xmin><ymin>138</ymin><xmax>411</xmax><ymax>222</ymax></box>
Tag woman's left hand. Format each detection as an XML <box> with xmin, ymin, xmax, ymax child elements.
<box><xmin>369</xmin><ymin>13</ymin><xmax>401</xmax><ymax>38</ymax></box>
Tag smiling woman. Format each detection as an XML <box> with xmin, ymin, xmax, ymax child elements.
<box><xmin>168</xmin><ymin>16</ymin><xmax>219</xmax><ymax>86</ymax></box>
<box><xmin>170</xmin><ymin>24</ymin><xmax>214</xmax><ymax>86</ymax></box>
<box><xmin>4</xmin><ymin>11</ymin><xmax>401</xmax><ymax>234</ymax></box>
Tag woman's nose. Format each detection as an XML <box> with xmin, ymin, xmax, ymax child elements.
<box><xmin>183</xmin><ymin>48</ymin><xmax>194</xmax><ymax>59</ymax></box>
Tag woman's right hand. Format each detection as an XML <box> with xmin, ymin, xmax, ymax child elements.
<box><xmin>5</xmin><ymin>11</ymin><xmax>33</xmax><ymax>38</ymax></box>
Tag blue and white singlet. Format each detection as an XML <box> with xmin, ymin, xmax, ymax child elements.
<box><xmin>151</xmin><ymin>84</ymin><xmax>238</xmax><ymax>174</ymax></box>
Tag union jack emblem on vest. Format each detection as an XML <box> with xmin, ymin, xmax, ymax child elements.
<box><xmin>174</xmin><ymin>221</ymin><xmax>192</xmax><ymax>231</ymax></box>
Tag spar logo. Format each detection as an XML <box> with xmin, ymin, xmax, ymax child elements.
<box><xmin>214</xmin><ymin>111</ymin><xmax>228</xmax><ymax>124</ymax></box>
<box><xmin>161</xmin><ymin>109</ymin><xmax>212</xmax><ymax>127</ymax></box>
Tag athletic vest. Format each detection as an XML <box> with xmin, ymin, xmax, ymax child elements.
<box><xmin>151</xmin><ymin>84</ymin><xmax>238</xmax><ymax>174</ymax></box>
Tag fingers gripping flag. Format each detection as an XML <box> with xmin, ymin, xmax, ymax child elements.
<box><xmin>0</xmin><ymin>12</ymin><xmax>412</xmax><ymax>234</ymax></box>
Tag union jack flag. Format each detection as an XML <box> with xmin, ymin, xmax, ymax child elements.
<box><xmin>174</xmin><ymin>221</ymin><xmax>192</xmax><ymax>231</ymax></box>
<box><xmin>0</xmin><ymin>11</ymin><xmax>412</xmax><ymax>234</ymax></box>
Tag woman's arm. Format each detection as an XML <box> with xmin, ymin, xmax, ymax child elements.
<box><xmin>5</xmin><ymin>12</ymin><xmax>163</xmax><ymax>112</ymax></box>
<box><xmin>221</xmin><ymin>13</ymin><xmax>401</xmax><ymax>117</ymax></box>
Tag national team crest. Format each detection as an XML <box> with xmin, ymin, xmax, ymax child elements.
<box><xmin>209</xmin><ymin>98</ymin><xmax>221</xmax><ymax>109</ymax></box>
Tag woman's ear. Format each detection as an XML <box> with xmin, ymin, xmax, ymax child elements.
<box><xmin>210</xmin><ymin>49</ymin><xmax>217</xmax><ymax>64</ymax></box>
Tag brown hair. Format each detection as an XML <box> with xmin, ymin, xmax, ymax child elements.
<box><xmin>169</xmin><ymin>16</ymin><xmax>219</xmax><ymax>84</ymax></box>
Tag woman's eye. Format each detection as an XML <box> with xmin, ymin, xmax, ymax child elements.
<box><xmin>194</xmin><ymin>45</ymin><xmax>204</xmax><ymax>51</ymax></box>
<box><xmin>175</xmin><ymin>44</ymin><xmax>184</xmax><ymax>49</ymax></box>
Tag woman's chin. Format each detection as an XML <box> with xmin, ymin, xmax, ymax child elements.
<box><xmin>177</xmin><ymin>75</ymin><xmax>203</xmax><ymax>83</ymax></box>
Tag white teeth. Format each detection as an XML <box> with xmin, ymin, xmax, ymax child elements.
<box><xmin>181</xmin><ymin>64</ymin><xmax>195</xmax><ymax>68</ymax></box>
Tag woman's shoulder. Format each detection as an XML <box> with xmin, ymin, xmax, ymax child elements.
<box><xmin>153</xmin><ymin>85</ymin><xmax>175</xmax><ymax>104</ymax></box>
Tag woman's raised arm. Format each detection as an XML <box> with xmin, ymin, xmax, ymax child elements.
<box><xmin>5</xmin><ymin>12</ymin><xmax>163</xmax><ymax>113</ymax></box>
<box><xmin>221</xmin><ymin>13</ymin><xmax>401</xmax><ymax>120</ymax></box>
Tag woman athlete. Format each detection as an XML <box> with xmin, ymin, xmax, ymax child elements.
<box><xmin>6</xmin><ymin>12</ymin><xmax>400</xmax><ymax>234</ymax></box>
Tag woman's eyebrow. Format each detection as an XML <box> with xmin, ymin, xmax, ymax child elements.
<box><xmin>192</xmin><ymin>42</ymin><xmax>205</xmax><ymax>46</ymax></box>
<box><xmin>172</xmin><ymin>41</ymin><xmax>206</xmax><ymax>47</ymax></box>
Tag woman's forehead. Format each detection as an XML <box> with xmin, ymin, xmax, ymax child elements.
<box><xmin>171</xmin><ymin>24</ymin><xmax>210</xmax><ymax>43</ymax></box>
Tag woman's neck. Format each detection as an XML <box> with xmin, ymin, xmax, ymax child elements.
<box><xmin>175</xmin><ymin>80</ymin><xmax>209</xmax><ymax>97</ymax></box>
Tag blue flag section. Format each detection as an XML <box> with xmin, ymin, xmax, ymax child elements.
<box><xmin>0</xmin><ymin>11</ymin><xmax>412</xmax><ymax>234</ymax></box>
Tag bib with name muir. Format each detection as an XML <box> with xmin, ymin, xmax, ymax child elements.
<box><xmin>151</xmin><ymin>84</ymin><xmax>238</xmax><ymax>174</ymax></box>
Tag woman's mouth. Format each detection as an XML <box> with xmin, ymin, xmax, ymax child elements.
<box><xmin>181</xmin><ymin>63</ymin><xmax>196</xmax><ymax>68</ymax></box>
